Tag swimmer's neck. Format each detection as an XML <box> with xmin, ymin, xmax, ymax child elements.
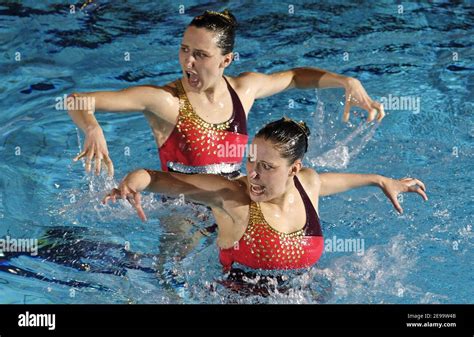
<box><xmin>186</xmin><ymin>76</ymin><xmax>227</xmax><ymax>103</ymax></box>
<box><xmin>261</xmin><ymin>181</ymin><xmax>299</xmax><ymax>214</ymax></box>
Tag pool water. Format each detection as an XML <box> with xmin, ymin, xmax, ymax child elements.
<box><xmin>0</xmin><ymin>1</ymin><xmax>472</xmax><ymax>304</ymax></box>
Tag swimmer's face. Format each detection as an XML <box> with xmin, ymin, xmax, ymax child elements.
<box><xmin>246</xmin><ymin>137</ymin><xmax>302</xmax><ymax>202</ymax></box>
<box><xmin>179</xmin><ymin>26</ymin><xmax>233</xmax><ymax>91</ymax></box>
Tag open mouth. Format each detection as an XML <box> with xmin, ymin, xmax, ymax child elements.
<box><xmin>185</xmin><ymin>70</ymin><xmax>200</xmax><ymax>87</ymax></box>
<box><xmin>250</xmin><ymin>183</ymin><xmax>265</xmax><ymax>196</ymax></box>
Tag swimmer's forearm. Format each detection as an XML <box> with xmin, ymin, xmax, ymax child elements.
<box><xmin>291</xmin><ymin>67</ymin><xmax>349</xmax><ymax>89</ymax></box>
<box><xmin>133</xmin><ymin>169</ymin><xmax>222</xmax><ymax>206</ymax></box>
<box><xmin>319</xmin><ymin>173</ymin><xmax>383</xmax><ymax>196</ymax></box>
<box><xmin>67</xmin><ymin>88</ymin><xmax>150</xmax><ymax>132</ymax></box>
<box><xmin>67</xmin><ymin>93</ymin><xmax>101</xmax><ymax>133</ymax></box>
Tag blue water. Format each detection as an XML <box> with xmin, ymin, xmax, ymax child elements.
<box><xmin>0</xmin><ymin>1</ymin><xmax>472</xmax><ymax>304</ymax></box>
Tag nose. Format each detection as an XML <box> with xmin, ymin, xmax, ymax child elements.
<box><xmin>184</xmin><ymin>55</ymin><xmax>195</xmax><ymax>69</ymax></box>
<box><xmin>248</xmin><ymin>169</ymin><xmax>259</xmax><ymax>180</ymax></box>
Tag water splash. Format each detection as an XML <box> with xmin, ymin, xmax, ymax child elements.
<box><xmin>308</xmin><ymin>93</ymin><xmax>379</xmax><ymax>169</ymax></box>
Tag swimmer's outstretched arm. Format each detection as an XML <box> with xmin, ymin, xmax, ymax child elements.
<box><xmin>237</xmin><ymin>68</ymin><xmax>384</xmax><ymax>122</ymax></box>
<box><xmin>67</xmin><ymin>86</ymin><xmax>172</xmax><ymax>176</ymax></box>
<box><xmin>319</xmin><ymin>173</ymin><xmax>428</xmax><ymax>214</ymax></box>
<box><xmin>102</xmin><ymin>169</ymin><xmax>244</xmax><ymax>221</ymax></box>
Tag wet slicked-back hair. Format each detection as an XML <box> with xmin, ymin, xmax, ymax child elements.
<box><xmin>256</xmin><ymin>117</ymin><xmax>311</xmax><ymax>164</ymax></box>
<box><xmin>189</xmin><ymin>9</ymin><xmax>237</xmax><ymax>55</ymax></box>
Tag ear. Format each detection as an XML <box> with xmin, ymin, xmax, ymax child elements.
<box><xmin>289</xmin><ymin>160</ymin><xmax>302</xmax><ymax>176</ymax></box>
<box><xmin>220</xmin><ymin>52</ymin><xmax>234</xmax><ymax>68</ymax></box>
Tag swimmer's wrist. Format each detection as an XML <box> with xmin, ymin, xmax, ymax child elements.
<box><xmin>373</xmin><ymin>174</ymin><xmax>386</xmax><ymax>188</ymax></box>
<box><xmin>85</xmin><ymin>123</ymin><xmax>102</xmax><ymax>134</ymax></box>
<box><xmin>342</xmin><ymin>76</ymin><xmax>359</xmax><ymax>89</ymax></box>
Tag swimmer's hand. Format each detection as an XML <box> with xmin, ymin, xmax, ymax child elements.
<box><xmin>73</xmin><ymin>126</ymin><xmax>114</xmax><ymax>177</ymax></box>
<box><xmin>343</xmin><ymin>77</ymin><xmax>385</xmax><ymax>123</ymax></box>
<box><xmin>102</xmin><ymin>170</ymin><xmax>151</xmax><ymax>221</ymax></box>
<box><xmin>379</xmin><ymin>177</ymin><xmax>428</xmax><ymax>214</ymax></box>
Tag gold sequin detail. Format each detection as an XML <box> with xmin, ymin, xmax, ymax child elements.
<box><xmin>243</xmin><ymin>202</ymin><xmax>305</xmax><ymax>266</ymax></box>
<box><xmin>175</xmin><ymin>80</ymin><xmax>232</xmax><ymax>154</ymax></box>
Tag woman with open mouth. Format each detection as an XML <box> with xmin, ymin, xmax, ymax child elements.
<box><xmin>67</xmin><ymin>10</ymin><xmax>384</xmax><ymax>178</ymax></box>
<box><xmin>102</xmin><ymin>117</ymin><xmax>427</xmax><ymax>293</ymax></box>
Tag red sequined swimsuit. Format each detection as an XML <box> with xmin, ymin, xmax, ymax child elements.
<box><xmin>159</xmin><ymin>77</ymin><xmax>248</xmax><ymax>177</ymax></box>
<box><xmin>219</xmin><ymin>176</ymin><xmax>324</xmax><ymax>271</ymax></box>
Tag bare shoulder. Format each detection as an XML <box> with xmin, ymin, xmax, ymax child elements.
<box><xmin>224</xmin><ymin>73</ymin><xmax>264</xmax><ymax>114</ymax></box>
<box><xmin>297</xmin><ymin>168</ymin><xmax>321</xmax><ymax>190</ymax></box>
<box><xmin>133</xmin><ymin>80</ymin><xmax>179</xmax><ymax>99</ymax></box>
<box><xmin>229</xmin><ymin>72</ymin><xmax>262</xmax><ymax>89</ymax></box>
<box><xmin>137</xmin><ymin>80</ymin><xmax>180</xmax><ymax>118</ymax></box>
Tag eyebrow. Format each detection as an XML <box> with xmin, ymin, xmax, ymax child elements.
<box><xmin>180</xmin><ymin>44</ymin><xmax>210</xmax><ymax>54</ymax></box>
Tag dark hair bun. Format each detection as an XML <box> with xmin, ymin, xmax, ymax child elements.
<box><xmin>298</xmin><ymin>121</ymin><xmax>311</xmax><ymax>138</ymax></box>
<box><xmin>256</xmin><ymin>118</ymin><xmax>311</xmax><ymax>163</ymax></box>
<box><xmin>221</xmin><ymin>9</ymin><xmax>237</xmax><ymax>26</ymax></box>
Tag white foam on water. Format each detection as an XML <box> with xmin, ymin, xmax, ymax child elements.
<box><xmin>308</xmin><ymin>94</ymin><xmax>379</xmax><ymax>169</ymax></box>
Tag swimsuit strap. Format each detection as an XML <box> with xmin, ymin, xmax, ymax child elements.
<box><xmin>293</xmin><ymin>175</ymin><xmax>322</xmax><ymax>236</ymax></box>
<box><xmin>223</xmin><ymin>76</ymin><xmax>247</xmax><ymax>135</ymax></box>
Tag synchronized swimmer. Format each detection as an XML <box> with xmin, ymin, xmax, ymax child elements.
<box><xmin>103</xmin><ymin>118</ymin><xmax>428</xmax><ymax>272</ymax></box>
<box><xmin>68</xmin><ymin>10</ymin><xmax>384</xmax><ymax>178</ymax></box>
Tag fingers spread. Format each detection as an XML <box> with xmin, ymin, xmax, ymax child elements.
<box><xmin>103</xmin><ymin>155</ymin><xmax>114</xmax><ymax>177</ymax></box>
<box><xmin>343</xmin><ymin>101</ymin><xmax>351</xmax><ymax>123</ymax></box>
<box><xmin>102</xmin><ymin>188</ymin><xmax>119</xmax><ymax>204</ymax></box>
<box><xmin>362</xmin><ymin>99</ymin><xmax>373</xmax><ymax>112</ymax></box>
<box><xmin>120</xmin><ymin>186</ymin><xmax>129</xmax><ymax>200</ymax></box>
<box><xmin>367</xmin><ymin>108</ymin><xmax>377</xmax><ymax>123</ymax></box>
<box><xmin>416</xmin><ymin>188</ymin><xmax>429</xmax><ymax>201</ymax></box>
<box><xmin>85</xmin><ymin>150</ymin><xmax>94</xmax><ymax>173</ymax></box>
<box><xmin>102</xmin><ymin>188</ymin><xmax>147</xmax><ymax>222</ymax></box>
<box><xmin>94</xmin><ymin>155</ymin><xmax>102</xmax><ymax>176</ymax></box>
<box><xmin>133</xmin><ymin>193</ymin><xmax>147</xmax><ymax>222</ymax></box>
<box><xmin>373</xmin><ymin>101</ymin><xmax>385</xmax><ymax>122</ymax></box>
<box><xmin>73</xmin><ymin>151</ymin><xmax>86</xmax><ymax>162</ymax></box>
<box><xmin>413</xmin><ymin>179</ymin><xmax>426</xmax><ymax>192</ymax></box>
<box><xmin>388</xmin><ymin>192</ymin><xmax>403</xmax><ymax>214</ymax></box>
<box><xmin>403</xmin><ymin>179</ymin><xmax>428</xmax><ymax>201</ymax></box>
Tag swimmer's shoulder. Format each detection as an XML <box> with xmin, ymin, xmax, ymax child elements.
<box><xmin>135</xmin><ymin>80</ymin><xmax>182</xmax><ymax>118</ymax></box>
<box><xmin>226</xmin><ymin>72</ymin><xmax>259</xmax><ymax>91</ymax></box>
<box><xmin>134</xmin><ymin>79</ymin><xmax>180</xmax><ymax>100</ymax></box>
<box><xmin>224</xmin><ymin>73</ymin><xmax>261</xmax><ymax>115</ymax></box>
<box><xmin>297</xmin><ymin>168</ymin><xmax>321</xmax><ymax>192</ymax></box>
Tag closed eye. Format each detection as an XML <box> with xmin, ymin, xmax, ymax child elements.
<box><xmin>261</xmin><ymin>163</ymin><xmax>272</xmax><ymax>170</ymax></box>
